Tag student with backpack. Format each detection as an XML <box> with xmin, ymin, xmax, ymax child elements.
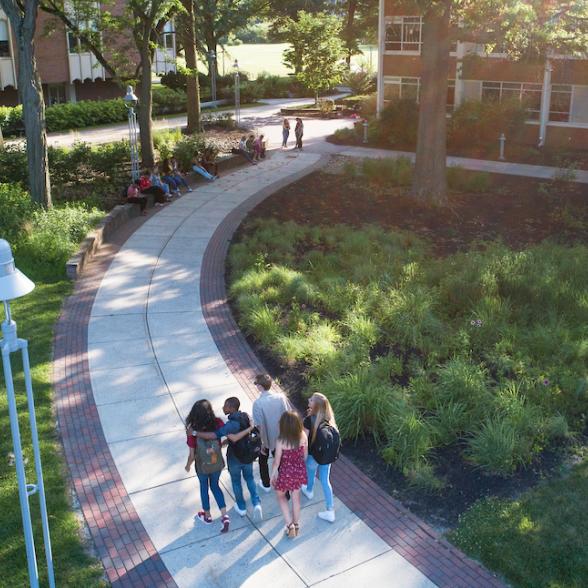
<box><xmin>301</xmin><ymin>393</ymin><xmax>340</xmax><ymax>523</ymax></box>
<box><xmin>193</xmin><ymin>397</ymin><xmax>263</xmax><ymax>520</ymax></box>
<box><xmin>184</xmin><ymin>400</ymin><xmax>232</xmax><ymax>532</ymax></box>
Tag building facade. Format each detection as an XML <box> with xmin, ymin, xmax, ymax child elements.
<box><xmin>376</xmin><ymin>0</ymin><xmax>588</xmax><ymax>149</ymax></box>
<box><xmin>0</xmin><ymin>6</ymin><xmax>176</xmax><ymax>107</ymax></box>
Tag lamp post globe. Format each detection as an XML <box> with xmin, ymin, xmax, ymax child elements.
<box><xmin>1</xmin><ymin>239</ymin><xmax>55</xmax><ymax>588</ymax></box>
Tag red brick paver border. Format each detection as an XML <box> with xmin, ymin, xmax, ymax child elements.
<box><xmin>200</xmin><ymin>192</ymin><xmax>507</xmax><ymax>588</ymax></box>
<box><xmin>53</xmin><ymin>216</ymin><xmax>177</xmax><ymax>588</ymax></box>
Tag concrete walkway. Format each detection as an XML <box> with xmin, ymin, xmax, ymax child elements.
<box><xmin>54</xmin><ymin>151</ymin><xmax>505</xmax><ymax>587</ymax></box>
<box><xmin>337</xmin><ymin>146</ymin><xmax>588</xmax><ymax>184</ymax></box>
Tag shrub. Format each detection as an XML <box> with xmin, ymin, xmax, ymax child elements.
<box><xmin>371</xmin><ymin>99</ymin><xmax>419</xmax><ymax>148</ymax></box>
<box><xmin>448</xmin><ymin>99</ymin><xmax>527</xmax><ymax>150</ymax></box>
<box><xmin>344</xmin><ymin>67</ymin><xmax>376</xmax><ymax>95</ymax></box>
<box><xmin>151</xmin><ymin>87</ymin><xmax>187</xmax><ymax>115</ymax></box>
<box><xmin>154</xmin><ymin>128</ymin><xmax>183</xmax><ymax>160</ymax></box>
<box><xmin>0</xmin><ymin>183</ymin><xmax>38</xmax><ymax>244</ymax></box>
<box><xmin>447</xmin><ymin>166</ymin><xmax>492</xmax><ymax>193</ymax></box>
<box><xmin>172</xmin><ymin>134</ymin><xmax>208</xmax><ymax>172</ymax></box>
<box><xmin>360</xmin><ymin>156</ymin><xmax>413</xmax><ymax>187</ymax></box>
<box><xmin>0</xmin><ymin>143</ymin><xmax>28</xmax><ymax>185</ymax></box>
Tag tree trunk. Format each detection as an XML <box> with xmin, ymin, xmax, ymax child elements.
<box><xmin>345</xmin><ymin>0</ymin><xmax>358</xmax><ymax>68</ymax></box>
<box><xmin>411</xmin><ymin>2</ymin><xmax>451</xmax><ymax>205</ymax></box>
<box><xmin>180</xmin><ymin>0</ymin><xmax>201</xmax><ymax>134</ymax></box>
<box><xmin>138</xmin><ymin>45</ymin><xmax>155</xmax><ymax>169</ymax></box>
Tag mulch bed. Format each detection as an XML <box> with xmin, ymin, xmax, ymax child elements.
<box><xmin>228</xmin><ymin>167</ymin><xmax>588</xmax><ymax>531</ymax></box>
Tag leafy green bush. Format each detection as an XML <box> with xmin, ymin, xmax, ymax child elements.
<box><xmin>151</xmin><ymin>87</ymin><xmax>188</xmax><ymax>115</ymax></box>
<box><xmin>447</xmin><ymin>166</ymin><xmax>492</xmax><ymax>192</ymax></box>
<box><xmin>172</xmin><ymin>133</ymin><xmax>208</xmax><ymax>172</ymax></box>
<box><xmin>370</xmin><ymin>99</ymin><xmax>419</xmax><ymax>148</ymax></box>
<box><xmin>448</xmin><ymin>99</ymin><xmax>527</xmax><ymax>150</ymax></box>
<box><xmin>344</xmin><ymin>68</ymin><xmax>376</xmax><ymax>95</ymax></box>
<box><xmin>0</xmin><ymin>183</ymin><xmax>38</xmax><ymax>244</ymax></box>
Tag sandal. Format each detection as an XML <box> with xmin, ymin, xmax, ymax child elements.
<box><xmin>287</xmin><ymin>523</ymin><xmax>297</xmax><ymax>539</ymax></box>
<box><xmin>196</xmin><ymin>511</ymin><xmax>212</xmax><ymax>525</ymax></box>
<box><xmin>293</xmin><ymin>523</ymin><xmax>300</xmax><ymax>537</ymax></box>
<box><xmin>220</xmin><ymin>514</ymin><xmax>230</xmax><ymax>534</ymax></box>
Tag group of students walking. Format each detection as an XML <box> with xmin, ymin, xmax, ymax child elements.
<box><xmin>184</xmin><ymin>374</ymin><xmax>340</xmax><ymax>538</ymax></box>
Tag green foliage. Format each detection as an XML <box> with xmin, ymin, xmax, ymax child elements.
<box><xmin>446</xmin><ymin>166</ymin><xmax>492</xmax><ymax>193</ymax></box>
<box><xmin>0</xmin><ymin>183</ymin><xmax>38</xmax><ymax>243</ymax></box>
<box><xmin>171</xmin><ymin>134</ymin><xmax>208</xmax><ymax>172</ymax></box>
<box><xmin>371</xmin><ymin>99</ymin><xmax>419</xmax><ymax>148</ymax></box>
<box><xmin>344</xmin><ymin>67</ymin><xmax>376</xmax><ymax>95</ymax></box>
<box><xmin>448</xmin><ymin>458</ymin><xmax>588</xmax><ymax>588</ymax></box>
<box><xmin>282</xmin><ymin>11</ymin><xmax>345</xmax><ymax>101</ymax></box>
<box><xmin>448</xmin><ymin>99</ymin><xmax>527</xmax><ymax>150</ymax></box>
<box><xmin>0</xmin><ymin>87</ymin><xmax>188</xmax><ymax>137</ymax></box>
<box><xmin>229</xmin><ymin>221</ymin><xmax>588</xmax><ymax>479</ymax></box>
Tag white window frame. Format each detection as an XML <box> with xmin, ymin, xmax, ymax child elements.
<box><xmin>383</xmin><ymin>76</ymin><xmax>421</xmax><ymax>102</ymax></box>
<box><xmin>384</xmin><ymin>16</ymin><xmax>422</xmax><ymax>55</ymax></box>
<box><xmin>481</xmin><ymin>80</ymin><xmax>544</xmax><ymax>121</ymax></box>
<box><xmin>0</xmin><ymin>18</ymin><xmax>10</xmax><ymax>58</ymax></box>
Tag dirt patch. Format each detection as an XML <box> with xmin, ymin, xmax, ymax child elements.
<box><xmin>228</xmin><ymin>163</ymin><xmax>588</xmax><ymax>531</ymax></box>
<box><xmin>248</xmin><ymin>166</ymin><xmax>588</xmax><ymax>256</ymax></box>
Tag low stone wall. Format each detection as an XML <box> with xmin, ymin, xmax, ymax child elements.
<box><xmin>66</xmin><ymin>153</ymin><xmax>246</xmax><ymax>280</ymax></box>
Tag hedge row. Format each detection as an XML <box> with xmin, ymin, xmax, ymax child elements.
<box><xmin>0</xmin><ymin>87</ymin><xmax>189</xmax><ymax>137</ymax></box>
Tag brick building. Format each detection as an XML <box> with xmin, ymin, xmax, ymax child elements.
<box><xmin>0</xmin><ymin>6</ymin><xmax>176</xmax><ymax>107</ymax></box>
<box><xmin>376</xmin><ymin>0</ymin><xmax>588</xmax><ymax>149</ymax></box>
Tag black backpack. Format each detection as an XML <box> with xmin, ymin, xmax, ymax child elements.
<box><xmin>231</xmin><ymin>413</ymin><xmax>262</xmax><ymax>464</ymax></box>
<box><xmin>310</xmin><ymin>421</ymin><xmax>341</xmax><ymax>465</ymax></box>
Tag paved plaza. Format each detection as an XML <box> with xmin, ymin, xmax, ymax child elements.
<box><xmin>53</xmin><ymin>150</ymin><xmax>506</xmax><ymax>587</ymax></box>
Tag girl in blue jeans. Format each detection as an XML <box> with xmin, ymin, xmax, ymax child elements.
<box><xmin>301</xmin><ymin>393</ymin><xmax>337</xmax><ymax>522</ymax></box>
<box><xmin>185</xmin><ymin>399</ymin><xmax>230</xmax><ymax>533</ymax></box>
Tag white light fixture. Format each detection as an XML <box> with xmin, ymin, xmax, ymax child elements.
<box><xmin>0</xmin><ymin>239</ymin><xmax>55</xmax><ymax>588</ymax></box>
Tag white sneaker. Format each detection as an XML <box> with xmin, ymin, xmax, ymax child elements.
<box><xmin>253</xmin><ymin>504</ymin><xmax>263</xmax><ymax>520</ymax></box>
<box><xmin>234</xmin><ymin>505</ymin><xmax>247</xmax><ymax>517</ymax></box>
<box><xmin>300</xmin><ymin>485</ymin><xmax>314</xmax><ymax>500</ymax></box>
<box><xmin>258</xmin><ymin>481</ymin><xmax>272</xmax><ymax>493</ymax></box>
<box><xmin>318</xmin><ymin>510</ymin><xmax>335</xmax><ymax>523</ymax></box>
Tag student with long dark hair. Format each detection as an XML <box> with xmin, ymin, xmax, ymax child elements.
<box><xmin>184</xmin><ymin>399</ymin><xmax>230</xmax><ymax>532</ymax></box>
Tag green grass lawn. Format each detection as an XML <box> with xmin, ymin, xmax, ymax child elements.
<box><xmin>448</xmin><ymin>455</ymin><xmax>588</xmax><ymax>588</ymax></box>
<box><xmin>0</xmin><ymin>281</ymin><xmax>106</xmax><ymax>587</ymax></box>
<box><xmin>0</xmin><ymin>188</ymin><xmax>106</xmax><ymax>586</ymax></box>
<box><xmin>189</xmin><ymin>43</ymin><xmax>378</xmax><ymax>79</ymax></box>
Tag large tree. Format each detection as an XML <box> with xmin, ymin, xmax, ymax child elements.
<box><xmin>411</xmin><ymin>0</ymin><xmax>588</xmax><ymax>205</ymax></box>
<box><xmin>339</xmin><ymin>0</ymin><xmax>379</xmax><ymax>67</ymax></box>
<box><xmin>283</xmin><ymin>11</ymin><xmax>345</xmax><ymax>103</ymax></box>
<box><xmin>41</xmin><ymin>0</ymin><xmax>181</xmax><ymax>168</ymax></box>
<box><xmin>0</xmin><ymin>0</ymin><xmax>51</xmax><ymax>206</ymax></box>
<box><xmin>178</xmin><ymin>0</ymin><xmax>201</xmax><ymax>133</ymax></box>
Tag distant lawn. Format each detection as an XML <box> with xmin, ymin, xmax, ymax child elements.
<box><xmin>448</xmin><ymin>457</ymin><xmax>588</xmax><ymax>588</ymax></box>
<box><xmin>207</xmin><ymin>43</ymin><xmax>378</xmax><ymax>79</ymax></box>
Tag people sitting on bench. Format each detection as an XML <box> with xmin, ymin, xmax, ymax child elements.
<box><xmin>191</xmin><ymin>155</ymin><xmax>217</xmax><ymax>181</ymax></box>
<box><xmin>237</xmin><ymin>136</ymin><xmax>257</xmax><ymax>164</ymax></box>
<box><xmin>126</xmin><ymin>180</ymin><xmax>148</xmax><ymax>215</ymax></box>
<box><xmin>200</xmin><ymin>147</ymin><xmax>219</xmax><ymax>178</ymax></box>
<box><xmin>138</xmin><ymin>169</ymin><xmax>167</xmax><ymax>206</ymax></box>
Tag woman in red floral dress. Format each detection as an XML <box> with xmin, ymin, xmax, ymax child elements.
<box><xmin>271</xmin><ymin>411</ymin><xmax>308</xmax><ymax>538</ymax></box>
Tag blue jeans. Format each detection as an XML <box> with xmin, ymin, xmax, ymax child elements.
<box><xmin>306</xmin><ymin>455</ymin><xmax>334</xmax><ymax>510</ymax></box>
<box><xmin>196</xmin><ymin>471</ymin><xmax>226</xmax><ymax>512</ymax></box>
<box><xmin>173</xmin><ymin>173</ymin><xmax>190</xmax><ymax>189</ymax></box>
<box><xmin>192</xmin><ymin>165</ymin><xmax>215</xmax><ymax>180</ymax></box>
<box><xmin>227</xmin><ymin>454</ymin><xmax>260</xmax><ymax>510</ymax></box>
<box><xmin>282</xmin><ymin>129</ymin><xmax>289</xmax><ymax>147</ymax></box>
<box><xmin>162</xmin><ymin>175</ymin><xmax>180</xmax><ymax>191</ymax></box>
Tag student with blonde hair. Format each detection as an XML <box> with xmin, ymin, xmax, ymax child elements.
<box><xmin>271</xmin><ymin>411</ymin><xmax>308</xmax><ymax>538</ymax></box>
<box><xmin>301</xmin><ymin>393</ymin><xmax>340</xmax><ymax>523</ymax></box>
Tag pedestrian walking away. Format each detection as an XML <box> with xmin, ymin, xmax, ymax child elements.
<box><xmin>184</xmin><ymin>399</ymin><xmax>230</xmax><ymax>533</ymax></box>
<box><xmin>301</xmin><ymin>393</ymin><xmax>341</xmax><ymax>523</ymax></box>
<box><xmin>271</xmin><ymin>411</ymin><xmax>308</xmax><ymax>538</ymax></box>
<box><xmin>294</xmin><ymin>118</ymin><xmax>304</xmax><ymax>150</ymax></box>
<box><xmin>282</xmin><ymin>118</ymin><xmax>290</xmax><ymax>148</ymax></box>
<box><xmin>252</xmin><ymin>373</ymin><xmax>293</xmax><ymax>493</ymax></box>
<box><xmin>194</xmin><ymin>397</ymin><xmax>263</xmax><ymax>520</ymax></box>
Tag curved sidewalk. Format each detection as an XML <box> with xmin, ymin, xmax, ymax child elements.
<box><xmin>54</xmin><ymin>151</ymin><xmax>505</xmax><ymax>588</ymax></box>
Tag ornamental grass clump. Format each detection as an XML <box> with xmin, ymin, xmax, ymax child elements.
<box><xmin>228</xmin><ymin>220</ymin><xmax>588</xmax><ymax>480</ymax></box>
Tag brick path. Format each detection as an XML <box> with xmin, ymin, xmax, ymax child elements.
<box><xmin>53</xmin><ymin>151</ymin><xmax>506</xmax><ymax>587</ymax></box>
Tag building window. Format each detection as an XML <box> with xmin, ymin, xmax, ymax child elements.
<box><xmin>47</xmin><ymin>84</ymin><xmax>66</xmax><ymax>106</ymax></box>
<box><xmin>447</xmin><ymin>80</ymin><xmax>455</xmax><ymax>113</ymax></box>
<box><xmin>549</xmin><ymin>85</ymin><xmax>572</xmax><ymax>122</ymax></box>
<box><xmin>385</xmin><ymin>17</ymin><xmax>422</xmax><ymax>52</ymax></box>
<box><xmin>0</xmin><ymin>19</ymin><xmax>10</xmax><ymax>58</ymax></box>
<box><xmin>481</xmin><ymin>81</ymin><xmax>543</xmax><ymax>120</ymax></box>
<box><xmin>384</xmin><ymin>77</ymin><xmax>421</xmax><ymax>102</ymax></box>
<box><xmin>67</xmin><ymin>16</ymin><xmax>98</xmax><ymax>54</ymax></box>
<box><xmin>159</xmin><ymin>21</ymin><xmax>175</xmax><ymax>50</ymax></box>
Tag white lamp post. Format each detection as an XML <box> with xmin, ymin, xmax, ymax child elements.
<box><xmin>208</xmin><ymin>51</ymin><xmax>217</xmax><ymax>102</ymax></box>
<box><xmin>233</xmin><ymin>59</ymin><xmax>241</xmax><ymax>127</ymax></box>
<box><xmin>123</xmin><ymin>86</ymin><xmax>140</xmax><ymax>181</ymax></box>
<box><xmin>0</xmin><ymin>239</ymin><xmax>55</xmax><ymax>588</ymax></box>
